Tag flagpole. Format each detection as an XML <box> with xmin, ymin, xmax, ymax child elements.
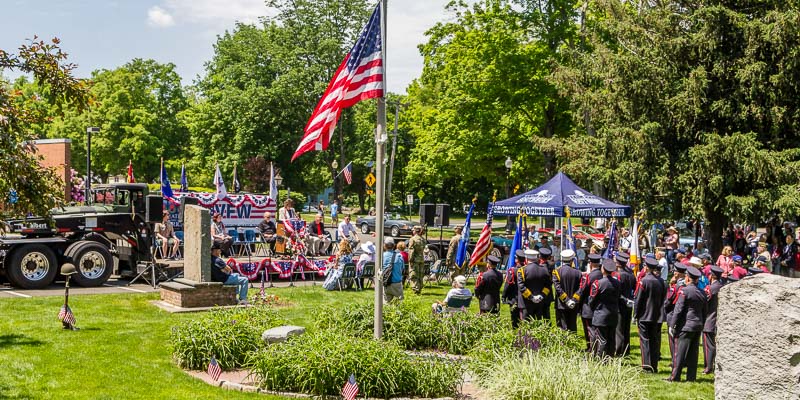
<box><xmin>160</xmin><ymin>157</ymin><xmax>163</xmax><ymax>196</ymax></box>
<box><xmin>374</xmin><ymin>0</ymin><xmax>387</xmax><ymax>340</ymax></box>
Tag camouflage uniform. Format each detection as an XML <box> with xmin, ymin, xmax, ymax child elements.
<box><xmin>446</xmin><ymin>233</ymin><xmax>462</xmax><ymax>281</ymax></box>
<box><xmin>408</xmin><ymin>233</ymin><xmax>427</xmax><ymax>294</ymax></box>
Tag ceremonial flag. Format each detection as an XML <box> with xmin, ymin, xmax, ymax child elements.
<box><xmin>565</xmin><ymin>207</ymin><xmax>579</xmax><ymax>269</ymax></box>
<box><xmin>504</xmin><ymin>214</ymin><xmax>523</xmax><ymax>270</ymax></box>
<box><xmin>455</xmin><ymin>200</ymin><xmax>474</xmax><ymax>268</ymax></box>
<box><xmin>160</xmin><ymin>158</ymin><xmax>174</xmax><ymax>198</ymax></box>
<box><xmin>232</xmin><ymin>162</ymin><xmax>241</xmax><ymax>193</ymax></box>
<box><xmin>179</xmin><ymin>163</ymin><xmax>188</xmax><ymax>192</ymax></box>
<box><xmin>342</xmin><ymin>374</ymin><xmax>359</xmax><ymax>400</ymax></box>
<box><xmin>291</xmin><ymin>4</ymin><xmax>383</xmax><ymax>161</ymax></box>
<box><xmin>58</xmin><ymin>304</ymin><xmax>76</xmax><ymax>326</ymax></box>
<box><xmin>630</xmin><ymin>217</ymin><xmax>641</xmax><ymax>268</ymax></box>
<box><xmin>269</xmin><ymin>162</ymin><xmax>278</xmax><ymax>203</ymax></box>
<box><xmin>342</xmin><ymin>161</ymin><xmax>353</xmax><ymax>185</ymax></box>
<box><xmin>603</xmin><ymin>221</ymin><xmax>617</xmax><ymax>259</ymax></box>
<box><xmin>126</xmin><ymin>160</ymin><xmax>135</xmax><ymax>183</ymax></box>
<box><xmin>207</xmin><ymin>356</ymin><xmax>222</xmax><ymax>381</ymax></box>
<box><xmin>522</xmin><ymin>213</ymin><xmax>529</xmax><ymax>249</ymax></box>
<box><xmin>469</xmin><ymin>197</ymin><xmax>495</xmax><ymax>267</ymax></box>
<box><xmin>214</xmin><ymin>164</ymin><xmax>227</xmax><ymax>200</ymax></box>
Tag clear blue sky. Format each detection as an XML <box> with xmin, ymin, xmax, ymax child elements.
<box><xmin>1</xmin><ymin>0</ymin><xmax>464</xmax><ymax>93</ymax></box>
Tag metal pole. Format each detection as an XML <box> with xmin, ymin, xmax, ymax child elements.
<box><xmin>85</xmin><ymin>128</ymin><xmax>92</xmax><ymax>201</ymax></box>
<box><xmin>386</xmin><ymin>101</ymin><xmax>404</xmax><ymax>209</ymax></box>
<box><xmin>374</xmin><ymin>0</ymin><xmax>387</xmax><ymax>340</ymax></box>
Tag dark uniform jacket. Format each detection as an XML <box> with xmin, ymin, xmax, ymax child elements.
<box><xmin>614</xmin><ymin>268</ymin><xmax>636</xmax><ymax>302</ymax></box>
<box><xmin>502</xmin><ymin>265</ymin><xmax>519</xmax><ymax>304</ymax></box>
<box><xmin>663</xmin><ymin>281</ymin><xmax>685</xmax><ymax>324</ymax></box>
<box><xmin>579</xmin><ymin>269</ymin><xmax>603</xmax><ymax>319</ymax></box>
<box><xmin>671</xmin><ymin>283</ymin><xmax>707</xmax><ymax>332</ymax></box>
<box><xmin>516</xmin><ymin>262</ymin><xmax>552</xmax><ymax>309</ymax></box>
<box><xmin>589</xmin><ymin>276</ymin><xmax>621</xmax><ymax>327</ymax></box>
<box><xmin>634</xmin><ymin>273</ymin><xmax>667</xmax><ymax>322</ymax></box>
<box><xmin>703</xmin><ymin>280</ymin><xmax>723</xmax><ymax>333</ymax></box>
<box><xmin>474</xmin><ymin>268</ymin><xmax>503</xmax><ymax>312</ymax></box>
<box><xmin>553</xmin><ymin>265</ymin><xmax>582</xmax><ymax>310</ymax></box>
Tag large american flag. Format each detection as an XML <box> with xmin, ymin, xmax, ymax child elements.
<box><xmin>58</xmin><ymin>304</ymin><xmax>76</xmax><ymax>326</ymax></box>
<box><xmin>291</xmin><ymin>4</ymin><xmax>383</xmax><ymax>161</ymax></box>
<box><xmin>343</xmin><ymin>162</ymin><xmax>353</xmax><ymax>185</ymax></box>
<box><xmin>469</xmin><ymin>201</ymin><xmax>495</xmax><ymax>267</ymax></box>
<box><xmin>342</xmin><ymin>374</ymin><xmax>359</xmax><ymax>400</ymax></box>
<box><xmin>207</xmin><ymin>356</ymin><xmax>222</xmax><ymax>381</ymax></box>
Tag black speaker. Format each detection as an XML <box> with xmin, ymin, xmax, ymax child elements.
<box><xmin>145</xmin><ymin>195</ymin><xmax>163</xmax><ymax>223</ymax></box>
<box><xmin>419</xmin><ymin>203</ymin><xmax>436</xmax><ymax>226</ymax></box>
<box><xmin>180</xmin><ymin>196</ymin><xmax>200</xmax><ymax>222</ymax></box>
<box><xmin>435</xmin><ymin>204</ymin><xmax>450</xmax><ymax>227</ymax></box>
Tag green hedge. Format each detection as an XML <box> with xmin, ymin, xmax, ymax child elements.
<box><xmin>469</xmin><ymin>320</ymin><xmax>586</xmax><ymax>365</ymax></box>
<box><xmin>170</xmin><ymin>305</ymin><xmax>286</xmax><ymax>370</ymax></box>
<box><xmin>247</xmin><ymin>330</ymin><xmax>462</xmax><ymax>398</ymax></box>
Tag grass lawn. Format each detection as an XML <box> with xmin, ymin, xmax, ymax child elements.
<box><xmin>0</xmin><ymin>282</ymin><xmax>713</xmax><ymax>399</ymax></box>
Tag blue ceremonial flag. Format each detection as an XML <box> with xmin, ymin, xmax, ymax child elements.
<box><xmin>565</xmin><ymin>207</ymin><xmax>578</xmax><ymax>269</ymax></box>
<box><xmin>522</xmin><ymin>215</ymin><xmax>529</xmax><ymax>249</ymax></box>
<box><xmin>180</xmin><ymin>163</ymin><xmax>188</xmax><ymax>192</ymax></box>
<box><xmin>455</xmin><ymin>201</ymin><xmax>474</xmax><ymax>268</ymax></box>
<box><xmin>505</xmin><ymin>214</ymin><xmax>523</xmax><ymax>270</ymax></box>
<box><xmin>603</xmin><ymin>220</ymin><xmax>617</xmax><ymax>259</ymax></box>
<box><xmin>160</xmin><ymin>159</ymin><xmax>174</xmax><ymax>198</ymax></box>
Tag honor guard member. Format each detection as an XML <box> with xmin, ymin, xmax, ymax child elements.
<box><xmin>702</xmin><ymin>266</ymin><xmax>724</xmax><ymax>374</ymax></box>
<box><xmin>553</xmin><ymin>249</ymin><xmax>582</xmax><ymax>332</ymax></box>
<box><xmin>589</xmin><ymin>259</ymin><xmax>622</xmax><ymax>358</ymax></box>
<box><xmin>579</xmin><ymin>253</ymin><xmax>604</xmax><ymax>351</ymax></box>
<box><xmin>516</xmin><ymin>249</ymin><xmax>551</xmax><ymax>321</ymax></box>
<box><xmin>407</xmin><ymin>226</ymin><xmax>427</xmax><ymax>295</ymax></box>
<box><xmin>665</xmin><ymin>263</ymin><xmax>687</xmax><ymax>365</ymax></box>
<box><xmin>668</xmin><ymin>266</ymin><xmax>707</xmax><ymax>382</ymax></box>
<box><xmin>537</xmin><ymin>247</ymin><xmax>555</xmax><ymax>319</ymax></box>
<box><xmin>446</xmin><ymin>226</ymin><xmax>463</xmax><ymax>281</ymax></box>
<box><xmin>635</xmin><ymin>257</ymin><xmax>667</xmax><ymax>372</ymax></box>
<box><xmin>502</xmin><ymin>249</ymin><xmax>529</xmax><ymax>328</ymax></box>
<box><xmin>614</xmin><ymin>251</ymin><xmax>636</xmax><ymax>357</ymax></box>
<box><xmin>475</xmin><ymin>255</ymin><xmax>503</xmax><ymax>314</ymax></box>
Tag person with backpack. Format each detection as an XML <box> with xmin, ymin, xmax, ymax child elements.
<box><xmin>382</xmin><ymin>237</ymin><xmax>405</xmax><ymax>303</ymax></box>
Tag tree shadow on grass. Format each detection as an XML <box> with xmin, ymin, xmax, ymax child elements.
<box><xmin>0</xmin><ymin>334</ymin><xmax>44</xmax><ymax>349</ymax></box>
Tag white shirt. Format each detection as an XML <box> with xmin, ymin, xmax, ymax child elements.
<box><xmin>658</xmin><ymin>257</ymin><xmax>669</xmax><ymax>281</ymax></box>
<box><xmin>444</xmin><ymin>288</ymin><xmax>472</xmax><ymax>303</ymax></box>
<box><xmin>338</xmin><ymin>221</ymin><xmax>356</xmax><ymax>239</ymax></box>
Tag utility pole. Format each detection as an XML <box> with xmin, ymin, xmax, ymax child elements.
<box><xmin>386</xmin><ymin>100</ymin><xmax>407</xmax><ymax>210</ymax></box>
<box><xmin>85</xmin><ymin>127</ymin><xmax>100</xmax><ymax>202</ymax></box>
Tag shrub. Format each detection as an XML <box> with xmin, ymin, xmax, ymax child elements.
<box><xmin>171</xmin><ymin>305</ymin><xmax>286</xmax><ymax>370</ymax></box>
<box><xmin>470</xmin><ymin>320</ymin><xmax>585</xmax><ymax>364</ymax></box>
<box><xmin>474</xmin><ymin>350</ymin><xmax>646</xmax><ymax>400</ymax></box>
<box><xmin>247</xmin><ymin>330</ymin><xmax>463</xmax><ymax>398</ymax></box>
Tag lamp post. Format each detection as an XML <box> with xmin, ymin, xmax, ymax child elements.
<box><xmin>85</xmin><ymin>127</ymin><xmax>100</xmax><ymax>201</ymax></box>
<box><xmin>505</xmin><ymin>157</ymin><xmax>513</xmax><ymax>234</ymax></box>
<box><xmin>331</xmin><ymin>159</ymin><xmax>339</xmax><ymax>204</ymax></box>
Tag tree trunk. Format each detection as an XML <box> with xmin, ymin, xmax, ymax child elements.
<box><xmin>542</xmin><ymin>102</ymin><xmax>556</xmax><ymax>180</ymax></box>
<box><xmin>705</xmin><ymin>206</ymin><xmax>727</xmax><ymax>259</ymax></box>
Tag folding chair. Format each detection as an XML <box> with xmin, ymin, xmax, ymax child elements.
<box><xmin>227</xmin><ymin>228</ymin><xmax>240</xmax><ymax>257</ymax></box>
<box><xmin>429</xmin><ymin>260</ymin><xmax>447</xmax><ymax>285</ymax></box>
<box><xmin>173</xmin><ymin>231</ymin><xmax>184</xmax><ymax>259</ymax></box>
<box><xmin>444</xmin><ymin>295</ymin><xmax>472</xmax><ymax>313</ymax></box>
<box><xmin>254</xmin><ymin>233</ymin><xmax>273</xmax><ymax>257</ymax></box>
<box><xmin>361</xmin><ymin>262</ymin><xmax>375</xmax><ymax>289</ymax></box>
<box><xmin>338</xmin><ymin>263</ymin><xmax>357</xmax><ymax>291</ymax></box>
<box><xmin>239</xmin><ymin>229</ymin><xmax>257</xmax><ymax>257</ymax></box>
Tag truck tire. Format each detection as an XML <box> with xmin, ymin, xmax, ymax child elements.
<box><xmin>70</xmin><ymin>242</ymin><xmax>114</xmax><ymax>287</ymax></box>
<box><xmin>6</xmin><ymin>244</ymin><xmax>58</xmax><ymax>289</ymax></box>
<box><xmin>361</xmin><ymin>223</ymin><xmax>370</xmax><ymax>234</ymax></box>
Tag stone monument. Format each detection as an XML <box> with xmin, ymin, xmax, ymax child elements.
<box><xmin>716</xmin><ymin>274</ymin><xmax>800</xmax><ymax>399</ymax></box>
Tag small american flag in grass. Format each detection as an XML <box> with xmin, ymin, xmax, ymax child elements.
<box><xmin>207</xmin><ymin>356</ymin><xmax>222</xmax><ymax>381</ymax></box>
<box><xmin>58</xmin><ymin>304</ymin><xmax>76</xmax><ymax>326</ymax></box>
<box><xmin>342</xmin><ymin>374</ymin><xmax>359</xmax><ymax>400</ymax></box>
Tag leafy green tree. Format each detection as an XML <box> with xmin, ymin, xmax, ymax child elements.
<box><xmin>541</xmin><ymin>0</ymin><xmax>800</xmax><ymax>255</ymax></box>
<box><xmin>48</xmin><ymin>58</ymin><xmax>189</xmax><ymax>182</ymax></box>
<box><xmin>0</xmin><ymin>38</ymin><xmax>90</xmax><ymax>217</ymax></box>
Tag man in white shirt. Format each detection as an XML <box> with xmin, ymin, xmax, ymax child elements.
<box><xmin>338</xmin><ymin>214</ymin><xmax>357</xmax><ymax>243</ymax></box>
<box><xmin>656</xmin><ymin>249</ymin><xmax>669</xmax><ymax>281</ymax></box>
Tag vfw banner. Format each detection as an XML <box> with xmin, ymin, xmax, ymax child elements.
<box><xmin>164</xmin><ymin>192</ymin><xmax>277</xmax><ymax>229</ymax></box>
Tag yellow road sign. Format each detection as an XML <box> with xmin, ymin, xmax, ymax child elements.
<box><xmin>365</xmin><ymin>173</ymin><xmax>376</xmax><ymax>187</ymax></box>
<box><xmin>366</xmin><ymin>189</ymin><xmax>374</xmax><ymax>195</ymax></box>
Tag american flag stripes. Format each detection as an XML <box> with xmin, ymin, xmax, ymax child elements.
<box><xmin>343</xmin><ymin>162</ymin><xmax>353</xmax><ymax>185</ymax></box>
<box><xmin>126</xmin><ymin>160</ymin><xmax>135</xmax><ymax>183</ymax></box>
<box><xmin>469</xmin><ymin>200</ymin><xmax>495</xmax><ymax>267</ymax></box>
<box><xmin>342</xmin><ymin>374</ymin><xmax>359</xmax><ymax>400</ymax></box>
<box><xmin>291</xmin><ymin>4</ymin><xmax>383</xmax><ymax>161</ymax></box>
<box><xmin>207</xmin><ymin>356</ymin><xmax>222</xmax><ymax>381</ymax></box>
<box><xmin>58</xmin><ymin>304</ymin><xmax>76</xmax><ymax>326</ymax></box>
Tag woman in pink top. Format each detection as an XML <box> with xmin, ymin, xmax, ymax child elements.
<box><xmin>716</xmin><ymin>246</ymin><xmax>734</xmax><ymax>277</ymax></box>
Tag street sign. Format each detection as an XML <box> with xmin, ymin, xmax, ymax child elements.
<box><xmin>406</xmin><ymin>194</ymin><xmax>414</xmax><ymax>205</ymax></box>
<box><xmin>366</xmin><ymin>189</ymin><xmax>374</xmax><ymax>195</ymax></box>
<box><xmin>365</xmin><ymin>173</ymin><xmax>376</xmax><ymax>187</ymax></box>
<box><xmin>417</xmin><ymin>189</ymin><xmax>425</xmax><ymax>200</ymax></box>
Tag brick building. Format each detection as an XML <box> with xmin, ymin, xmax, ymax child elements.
<box><xmin>32</xmin><ymin>138</ymin><xmax>71</xmax><ymax>201</ymax></box>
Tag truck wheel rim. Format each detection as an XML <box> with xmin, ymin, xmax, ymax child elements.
<box><xmin>79</xmin><ymin>251</ymin><xmax>106</xmax><ymax>279</ymax></box>
<box><xmin>391</xmin><ymin>227</ymin><xmax>399</xmax><ymax>237</ymax></box>
<box><xmin>21</xmin><ymin>252</ymin><xmax>50</xmax><ymax>281</ymax></box>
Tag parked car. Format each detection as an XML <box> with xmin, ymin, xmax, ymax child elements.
<box><xmin>356</xmin><ymin>214</ymin><xmax>415</xmax><ymax>237</ymax></box>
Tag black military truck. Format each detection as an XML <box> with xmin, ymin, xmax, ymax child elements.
<box><xmin>0</xmin><ymin>183</ymin><xmax>162</xmax><ymax>289</ymax></box>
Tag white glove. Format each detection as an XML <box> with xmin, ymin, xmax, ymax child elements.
<box><xmin>626</xmin><ymin>299</ymin><xmax>635</xmax><ymax>308</ymax></box>
<box><xmin>566</xmin><ymin>299</ymin><xmax>577</xmax><ymax>309</ymax></box>
<box><xmin>532</xmin><ymin>295</ymin><xmax>544</xmax><ymax>303</ymax></box>
<box><xmin>669</xmin><ymin>327</ymin><xmax>675</xmax><ymax>337</ymax></box>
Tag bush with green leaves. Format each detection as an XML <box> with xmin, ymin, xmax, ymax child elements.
<box><xmin>247</xmin><ymin>330</ymin><xmax>463</xmax><ymax>398</ymax></box>
<box><xmin>469</xmin><ymin>319</ymin><xmax>585</xmax><ymax>364</ymax></box>
<box><xmin>473</xmin><ymin>350</ymin><xmax>646</xmax><ymax>400</ymax></box>
<box><xmin>171</xmin><ymin>305</ymin><xmax>286</xmax><ymax>370</ymax></box>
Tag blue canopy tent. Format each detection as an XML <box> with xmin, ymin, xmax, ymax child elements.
<box><xmin>493</xmin><ymin>172</ymin><xmax>632</xmax><ymax>218</ymax></box>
